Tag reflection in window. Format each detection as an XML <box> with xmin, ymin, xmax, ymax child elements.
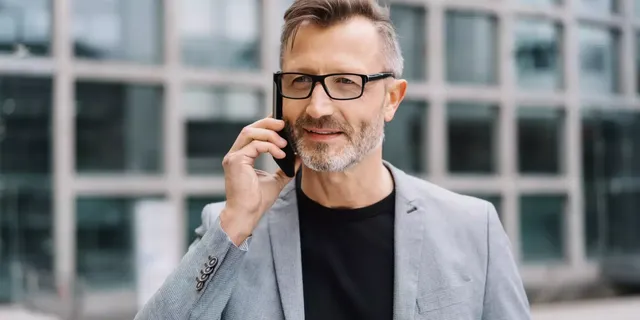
<box><xmin>181</xmin><ymin>0</ymin><xmax>261</xmax><ymax>70</ymax></box>
<box><xmin>514</xmin><ymin>19</ymin><xmax>562</xmax><ymax>91</ymax></box>
<box><xmin>582</xmin><ymin>109</ymin><xmax>640</xmax><ymax>258</ymax></box>
<box><xmin>75</xmin><ymin>82</ymin><xmax>164</xmax><ymax>174</ymax></box>
<box><xmin>579</xmin><ymin>0</ymin><xmax>617</xmax><ymax>16</ymax></box>
<box><xmin>446</xmin><ymin>11</ymin><xmax>498</xmax><ymax>85</ymax></box>
<box><xmin>72</xmin><ymin>0</ymin><xmax>163</xmax><ymax>63</ymax></box>
<box><xmin>185</xmin><ymin>86</ymin><xmax>263</xmax><ymax>174</ymax></box>
<box><xmin>0</xmin><ymin>0</ymin><xmax>51</xmax><ymax>56</ymax></box>
<box><xmin>518</xmin><ymin>107</ymin><xmax>563</xmax><ymax>174</ymax></box>
<box><xmin>186</xmin><ymin>196</ymin><xmax>226</xmax><ymax>249</ymax></box>
<box><xmin>390</xmin><ymin>5</ymin><xmax>426</xmax><ymax>81</ymax></box>
<box><xmin>447</xmin><ymin>102</ymin><xmax>498</xmax><ymax>174</ymax></box>
<box><xmin>0</xmin><ymin>76</ymin><xmax>53</xmax><ymax>303</ymax></box>
<box><xmin>383</xmin><ymin>101</ymin><xmax>427</xmax><ymax>174</ymax></box>
<box><xmin>605</xmin><ymin>192</ymin><xmax>640</xmax><ymax>256</ymax></box>
<box><xmin>520</xmin><ymin>195</ymin><xmax>566</xmax><ymax>263</ymax></box>
<box><xmin>579</xmin><ymin>26</ymin><xmax>620</xmax><ymax>95</ymax></box>
<box><xmin>76</xmin><ymin>197</ymin><xmax>162</xmax><ymax>291</ymax></box>
<box><xmin>0</xmin><ymin>77</ymin><xmax>52</xmax><ymax>175</ymax></box>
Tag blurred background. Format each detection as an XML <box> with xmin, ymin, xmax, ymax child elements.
<box><xmin>0</xmin><ymin>0</ymin><xmax>639</xmax><ymax>319</ymax></box>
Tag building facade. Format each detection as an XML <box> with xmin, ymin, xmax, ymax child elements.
<box><xmin>0</xmin><ymin>0</ymin><xmax>639</xmax><ymax>316</ymax></box>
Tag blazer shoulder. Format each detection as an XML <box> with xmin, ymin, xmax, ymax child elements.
<box><xmin>405</xmin><ymin>175</ymin><xmax>493</xmax><ymax>223</ymax></box>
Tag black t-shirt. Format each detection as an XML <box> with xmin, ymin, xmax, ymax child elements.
<box><xmin>297</xmin><ymin>174</ymin><xmax>396</xmax><ymax>320</ymax></box>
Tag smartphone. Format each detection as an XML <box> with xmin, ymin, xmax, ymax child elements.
<box><xmin>273</xmin><ymin>73</ymin><xmax>296</xmax><ymax>177</ymax></box>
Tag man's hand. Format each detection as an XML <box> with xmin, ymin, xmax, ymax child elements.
<box><xmin>220</xmin><ymin>117</ymin><xmax>300</xmax><ymax>246</ymax></box>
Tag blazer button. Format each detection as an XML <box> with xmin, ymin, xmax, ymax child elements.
<box><xmin>198</xmin><ymin>272</ymin><xmax>210</xmax><ymax>282</ymax></box>
<box><xmin>207</xmin><ymin>256</ymin><xmax>218</xmax><ymax>267</ymax></box>
<box><xmin>203</xmin><ymin>266</ymin><xmax>214</xmax><ymax>275</ymax></box>
<box><xmin>195</xmin><ymin>279</ymin><xmax>204</xmax><ymax>291</ymax></box>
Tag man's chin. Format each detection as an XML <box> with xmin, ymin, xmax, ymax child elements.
<box><xmin>296</xmin><ymin>146</ymin><xmax>341</xmax><ymax>160</ymax></box>
<box><xmin>297</xmin><ymin>150</ymin><xmax>360</xmax><ymax>173</ymax></box>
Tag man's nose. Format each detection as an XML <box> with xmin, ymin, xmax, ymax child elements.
<box><xmin>305</xmin><ymin>83</ymin><xmax>334</xmax><ymax>119</ymax></box>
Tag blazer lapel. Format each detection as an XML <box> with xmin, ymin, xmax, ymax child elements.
<box><xmin>387</xmin><ymin>163</ymin><xmax>428</xmax><ymax>320</ymax></box>
<box><xmin>267</xmin><ymin>162</ymin><xmax>428</xmax><ymax>320</ymax></box>
<box><xmin>268</xmin><ymin>179</ymin><xmax>305</xmax><ymax>320</ymax></box>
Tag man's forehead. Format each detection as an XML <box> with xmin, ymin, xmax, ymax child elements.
<box><xmin>282</xmin><ymin>16</ymin><xmax>383</xmax><ymax>73</ymax></box>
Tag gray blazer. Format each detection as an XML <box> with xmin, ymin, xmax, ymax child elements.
<box><xmin>135</xmin><ymin>162</ymin><xmax>531</xmax><ymax>320</ymax></box>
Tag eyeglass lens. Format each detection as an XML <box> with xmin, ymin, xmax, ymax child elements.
<box><xmin>280</xmin><ymin>73</ymin><xmax>364</xmax><ymax>99</ymax></box>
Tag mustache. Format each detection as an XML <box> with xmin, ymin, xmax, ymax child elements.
<box><xmin>294</xmin><ymin>115</ymin><xmax>349</xmax><ymax>132</ymax></box>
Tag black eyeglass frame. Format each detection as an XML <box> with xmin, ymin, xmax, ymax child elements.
<box><xmin>273</xmin><ymin>71</ymin><xmax>394</xmax><ymax>100</ymax></box>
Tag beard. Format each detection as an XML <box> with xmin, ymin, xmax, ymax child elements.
<box><xmin>284</xmin><ymin>104</ymin><xmax>386</xmax><ymax>172</ymax></box>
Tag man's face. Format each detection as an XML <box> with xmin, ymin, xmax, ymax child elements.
<box><xmin>281</xmin><ymin>17</ymin><xmax>405</xmax><ymax>172</ymax></box>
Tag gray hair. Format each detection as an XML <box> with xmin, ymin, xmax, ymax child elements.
<box><xmin>280</xmin><ymin>0</ymin><xmax>404</xmax><ymax>78</ymax></box>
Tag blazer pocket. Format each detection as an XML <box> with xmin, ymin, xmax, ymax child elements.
<box><xmin>416</xmin><ymin>282</ymin><xmax>472</xmax><ymax>314</ymax></box>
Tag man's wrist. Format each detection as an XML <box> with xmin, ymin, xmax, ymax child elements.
<box><xmin>219</xmin><ymin>208</ymin><xmax>255</xmax><ymax>247</ymax></box>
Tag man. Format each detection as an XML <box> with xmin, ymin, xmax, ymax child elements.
<box><xmin>135</xmin><ymin>0</ymin><xmax>531</xmax><ymax>319</ymax></box>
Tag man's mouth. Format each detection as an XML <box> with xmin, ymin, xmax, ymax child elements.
<box><xmin>304</xmin><ymin>128</ymin><xmax>343</xmax><ymax>135</ymax></box>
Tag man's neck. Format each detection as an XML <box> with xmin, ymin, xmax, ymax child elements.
<box><xmin>299</xmin><ymin>152</ymin><xmax>394</xmax><ymax>209</ymax></box>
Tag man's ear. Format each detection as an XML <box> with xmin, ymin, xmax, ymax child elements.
<box><xmin>384</xmin><ymin>79</ymin><xmax>407</xmax><ymax>122</ymax></box>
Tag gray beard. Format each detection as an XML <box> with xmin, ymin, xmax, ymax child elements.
<box><xmin>292</xmin><ymin>108</ymin><xmax>386</xmax><ymax>173</ymax></box>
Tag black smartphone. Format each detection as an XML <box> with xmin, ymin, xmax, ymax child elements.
<box><xmin>273</xmin><ymin>73</ymin><xmax>296</xmax><ymax>177</ymax></box>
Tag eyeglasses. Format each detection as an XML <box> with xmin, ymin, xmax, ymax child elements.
<box><xmin>274</xmin><ymin>72</ymin><xmax>394</xmax><ymax>100</ymax></box>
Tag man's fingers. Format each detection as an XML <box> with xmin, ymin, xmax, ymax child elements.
<box><xmin>223</xmin><ymin>140</ymin><xmax>286</xmax><ymax>170</ymax></box>
<box><xmin>230</xmin><ymin>127</ymin><xmax>288</xmax><ymax>152</ymax></box>
<box><xmin>248</xmin><ymin>117</ymin><xmax>285</xmax><ymax>131</ymax></box>
<box><xmin>241</xmin><ymin>140</ymin><xmax>287</xmax><ymax>160</ymax></box>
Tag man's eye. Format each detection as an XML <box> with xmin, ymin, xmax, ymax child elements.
<box><xmin>293</xmin><ymin>76</ymin><xmax>311</xmax><ymax>83</ymax></box>
<box><xmin>335</xmin><ymin>77</ymin><xmax>355</xmax><ymax>84</ymax></box>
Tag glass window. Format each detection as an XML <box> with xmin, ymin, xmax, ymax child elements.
<box><xmin>518</xmin><ymin>107</ymin><xmax>564</xmax><ymax>174</ymax></box>
<box><xmin>0</xmin><ymin>76</ymin><xmax>53</xmax><ymax>303</ymax></box>
<box><xmin>76</xmin><ymin>197</ymin><xmax>162</xmax><ymax>293</ymax></box>
<box><xmin>514</xmin><ymin>19</ymin><xmax>562</xmax><ymax>91</ymax></box>
<box><xmin>636</xmin><ymin>33</ymin><xmax>640</xmax><ymax>94</ymax></box>
<box><xmin>383</xmin><ymin>100</ymin><xmax>427</xmax><ymax>174</ymax></box>
<box><xmin>0</xmin><ymin>0</ymin><xmax>52</xmax><ymax>56</ymax></box>
<box><xmin>582</xmin><ymin>109</ymin><xmax>640</xmax><ymax>258</ymax></box>
<box><xmin>181</xmin><ymin>0</ymin><xmax>261</xmax><ymax>70</ymax></box>
<box><xmin>185</xmin><ymin>86</ymin><xmax>263</xmax><ymax>174</ymax></box>
<box><xmin>605</xmin><ymin>191</ymin><xmax>640</xmax><ymax>256</ymax></box>
<box><xmin>75</xmin><ymin>81</ymin><xmax>163</xmax><ymax>174</ymax></box>
<box><xmin>520</xmin><ymin>195</ymin><xmax>566</xmax><ymax>263</ymax></box>
<box><xmin>72</xmin><ymin>0</ymin><xmax>163</xmax><ymax>63</ymax></box>
<box><xmin>579</xmin><ymin>26</ymin><xmax>620</xmax><ymax>95</ymax></box>
<box><xmin>390</xmin><ymin>5</ymin><xmax>426</xmax><ymax>81</ymax></box>
<box><xmin>579</xmin><ymin>0</ymin><xmax>618</xmax><ymax>16</ymax></box>
<box><xmin>445</xmin><ymin>11</ymin><xmax>498</xmax><ymax>85</ymax></box>
<box><xmin>447</xmin><ymin>102</ymin><xmax>498</xmax><ymax>174</ymax></box>
<box><xmin>186</xmin><ymin>196</ymin><xmax>225</xmax><ymax>248</ymax></box>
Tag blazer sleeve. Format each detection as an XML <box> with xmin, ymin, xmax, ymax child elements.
<box><xmin>481</xmin><ymin>203</ymin><xmax>532</xmax><ymax>320</ymax></box>
<box><xmin>134</xmin><ymin>202</ymin><xmax>247</xmax><ymax>320</ymax></box>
